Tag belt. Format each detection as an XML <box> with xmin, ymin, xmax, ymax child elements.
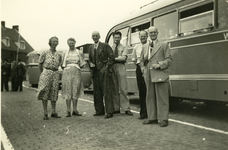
<box><xmin>45</xmin><ymin>67</ymin><xmax>58</xmax><ymax>71</ymax></box>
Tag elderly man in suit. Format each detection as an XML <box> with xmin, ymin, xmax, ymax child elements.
<box><xmin>89</xmin><ymin>31</ymin><xmax>115</xmax><ymax>119</ymax></box>
<box><xmin>132</xmin><ymin>30</ymin><xmax>148</xmax><ymax>119</ymax></box>
<box><xmin>140</xmin><ymin>26</ymin><xmax>172</xmax><ymax>127</ymax></box>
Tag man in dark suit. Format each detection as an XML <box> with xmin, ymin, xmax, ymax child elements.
<box><xmin>88</xmin><ymin>31</ymin><xmax>115</xmax><ymax>119</ymax></box>
<box><xmin>140</xmin><ymin>26</ymin><xmax>172</xmax><ymax>127</ymax></box>
<box><xmin>17</xmin><ymin>59</ymin><xmax>25</xmax><ymax>91</ymax></box>
<box><xmin>1</xmin><ymin>59</ymin><xmax>11</xmax><ymax>92</ymax></box>
<box><xmin>11</xmin><ymin>60</ymin><xmax>18</xmax><ymax>91</ymax></box>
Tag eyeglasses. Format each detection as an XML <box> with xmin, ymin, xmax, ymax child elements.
<box><xmin>149</xmin><ymin>31</ymin><xmax>158</xmax><ymax>34</ymax></box>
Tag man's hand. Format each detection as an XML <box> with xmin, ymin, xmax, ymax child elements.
<box><xmin>90</xmin><ymin>63</ymin><xmax>95</xmax><ymax>67</ymax></box>
<box><xmin>151</xmin><ymin>64</ymin><xmax>160</xmax><ymax>69</ymax></box>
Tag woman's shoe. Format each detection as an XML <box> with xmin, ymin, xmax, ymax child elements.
<box><xmin>72</xmin><ymin>111</ymin><xmax>82</xmax><ymax>116</ymax></box>
<box><xmin>66</xmin><ymin>112</ymin><xmax>71</xmax><ymax>117</ymax></box>
<box><xmin>51</xmin><ymin>113</ymin><xmax>61</xmax><ymax>118</ymax></box>
<box><xmin>43</xmin><ymin>114</ymin><xmax>49</xmax><ymax>120</ymax></box>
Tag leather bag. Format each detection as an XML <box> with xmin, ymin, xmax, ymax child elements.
<box><xmin>150</xmin><ymin>68</ymin><xmax>169</xmax><ymax>83</ymax></box>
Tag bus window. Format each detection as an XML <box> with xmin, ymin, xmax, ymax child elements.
<box><xmin>108</xmin><ymin>27</ymin><xmax>129</xmax><ymax>46</ymax></box>
<box><xmin>179</xmin><ymin>2</ymin><xmax>214</xmax><ymax>36</ymax></box>
<box><xmin>153</xmin><ymin>11</ymin><xmax>178</xmax><ymax>40</ymax></box>
<box><xmin>218</xmin><ymin>0</ymin><xmax>228</xmax><ymax>29</ymax></box>
<box><xmin>130</xmin><ymin>22</ymin><xmax>150</xmax><ymax>46</ymax></box>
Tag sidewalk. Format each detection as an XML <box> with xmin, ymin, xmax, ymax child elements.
<box><xmin>1</xmin><ymin>81</ymin><xmax>228</xmax><ymax>150</ymax></box>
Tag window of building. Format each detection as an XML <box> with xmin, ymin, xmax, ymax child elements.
<box><xmin>179</xmin><ymin>2</ymin><xmax>214</xmax><ymax>36</ymax></box>
<box><xmin>20</xmin><ymin>41</ymin><xmax>25</xmax><ymax>49</ymax></box>
<box><xmin>153</xmin><ymin>11</ymin><xmax>178</xmax><ymax>40</ymax></box>
<box><xmin>130</xmin><ymin>22</ymin><xmax>150</xmax><ymax>46</ymax></box>
<box><xmin>14</xmin><ymin>41</ymin><xmax>26</xmax><ymax>50</ymax></box>
<box><xmin>1</xmin><ymin>37</ymin><xmax>10</xmax><ymax>47</ymax></box>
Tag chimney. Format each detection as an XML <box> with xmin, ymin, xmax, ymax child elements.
<box><xmin>1</xmin><ymin>21</ymin><xmax>5</xmax><ymax>28</ymax></box>
<box><xmin>12</xmin><ymin>25</ymin><xmax>19</xmax><ymax>32</ymax></box>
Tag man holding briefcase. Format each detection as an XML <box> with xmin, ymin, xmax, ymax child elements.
<box><xmin>140</xmin><ymin>26</ymin><xmax>173</xmax><ymax>127</ymax></box>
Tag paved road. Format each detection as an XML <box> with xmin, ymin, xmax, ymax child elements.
<box><xmin>1</xmin><ymin>81</ymin><xmax>228</xmax><ymax>150</ymax></box>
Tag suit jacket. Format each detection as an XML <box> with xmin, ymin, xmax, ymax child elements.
<box><xmin>1</xmin><ymin>63</ymin><xmax>11</xmax><ymax>77</ymax></box>
<box><xmin>88</xmin><ymin>42</ymin><xmax>115</xmax><ymax>76</ymax></box>
<box><xmin>140</xmin><ymin>40</ymin><xmax>172</xmax><ymax>83</ymax></box>
<box><xmin>17</xmin><ymin>63</ymin><xmax>25</xmax><ymax>76</ymax></box>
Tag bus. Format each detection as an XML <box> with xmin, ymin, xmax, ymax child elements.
<box><xmin>105</xmin><ymin>0</ymin><xmax>228</xmax><ymax>105</ymax></box>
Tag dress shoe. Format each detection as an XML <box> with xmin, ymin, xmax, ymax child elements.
<box><xmin>160</xmin><ymin>120</ymin><xmax>168</xmax><ymax>127</ymax></box>
<box><xmin>66</xmin><ymin>112</ymin><xmax>71</xmax><ymax>117</ymax></box>
<box><xmin>43</xmin><ymin>114</ymin><xmax>49</xmax><ymax>120</ymax></box>
<box><xmin>72</xmin><ymin>111</ymin><xmax>82</xmax><ymax>116</ymax></box>
<box><xmin>125</xmin><ymin>110</ymin><xmax>133</xmax><ymax>116</ymax></box>
<box><xmin>93</xmin><ymin>113</ymin><xmax>105</xmax><ymax>116</ymax></box>
<box><xmin>142</xmin><ymin>120</ymin><xmax>158</xmax><ymax>125</ymax></box>
<box><xmin>51</xmin><ymin>113</ymin><xmax>61</xmax><ymax>118</ymax></box>
<box><xmin>104</xmin><ymin>113</ymin><xmax>113</xmax><ymax>119</ymax></box>
<box><xmin>113</xmin><ymin>111</ymin><xmax>120</xmax><ymax>114</ymax></box>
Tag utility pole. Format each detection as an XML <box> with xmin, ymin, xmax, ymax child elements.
<box><xmin>16</xmin><ymin>30</ymin><xmax>20</xmax><ymax>62</ymax></box>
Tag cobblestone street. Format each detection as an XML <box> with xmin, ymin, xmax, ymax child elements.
<box><xmin>1</xmin><ymin>82</ymin><xmax>228</xmax><ymax>150</ymax></box>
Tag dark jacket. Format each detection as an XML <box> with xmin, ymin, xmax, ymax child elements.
<box><xmin>17</xmin><ymin>62</ymin><xmax>25</xmax><ymax>76</ymax></box>
<box><xmin>11</xmin><ymin>64</ymin><xmax>18</xmax><ymax>77</ymax></box>
<box><xmin>1</xmin><ymin>63</ymin><xmax>11</xmax><ymax>77</ymax></box>
<box><xmin>88</xmin><ymin>42</ymin><xmax>115</xmax><ymax>76</ymax></box>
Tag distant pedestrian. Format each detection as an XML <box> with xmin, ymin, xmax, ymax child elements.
<box><xmin>1</xmin><ymin>59</ymin><xmax>11</xmax><ymax>92</ymax></box>
<box><xmin>62</xmin><ymin>38</ymin><xmax>85</xmax><ymax>117</ymax></box>
<box><xmin>37</xmin><ymin>36</ymin><xmax>62</xmax><ymax>120</ymax></box>
<box><xmin>140</xmin><ymin>26</ymin><xmax>172</xmax><ymax>127</ymax></box>
<box><xmin>88</xmin><ymin>31</ymin><xmax>115</xmax><ymax>119</ymax></box>
<box><xmin>111</xmin><ymin>31</ymin><xmax>133</xmax><ymax>116</ymax></box>
<box><xmin>17</xmin><ymin>59</ymin><xmax>25</xmax><ymax>91</ymax></box>
<box><xmin>11</xmin><ymin>60</ymin><xmax>18</xmax><ymax>91</ymax></box>
<box><xmin>132</xmin><ymin>30</ymin><xmax>148</xmax><ymax>119</ymax></box>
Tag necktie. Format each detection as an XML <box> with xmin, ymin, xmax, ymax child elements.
<box><xmin>94</xmin><ymin>45</ymin><xmax>97</xmax><ymax>65</ymax></box>
<box><xmin>114</xmin><ymin>43</ymin><xmax>118</xmax><ymax>58</ymax></box>
<box><xmin>150</xmin><ymin>41</ymin><xmax>154</xmax><ymax>53</ymax></box>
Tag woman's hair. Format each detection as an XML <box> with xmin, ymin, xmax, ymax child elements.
<box><xmin>67</xmin><ymin>38</ymin><xmax>76</xmax><ymax>44</ymax></box>
<box><xmin>48</xmin><ymin>36</ymin><xmax>58</xmax><ymax>46</ymax></box>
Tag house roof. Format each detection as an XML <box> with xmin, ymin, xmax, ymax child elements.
<box><xmin>1</xmin><ymin>25</ymin><xmax>34</xmax><ymax>53</ymax></box>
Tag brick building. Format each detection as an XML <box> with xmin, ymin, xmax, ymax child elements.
<box><xmin>1</xmin><ymin>21</ymin><xmax>34</xmax><ymax>64</ymax></box>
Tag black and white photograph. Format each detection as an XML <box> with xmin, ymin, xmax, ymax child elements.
<box><xmin>1</xmin><ymin>0</ymin><xmax>228</xmax><ymax>149</ymax></box>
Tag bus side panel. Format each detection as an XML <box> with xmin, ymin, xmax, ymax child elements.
<box><xmin>170</xmin><ymin>42</ymin><xmax>228</xmax><ymax>74</ymax></box>
<box><xmin>170</xmin><ymin>80</ymin><xmax>228</xmax><ymax>102</ymax></box>
<box><xmin>169</xmin><ymin>38</ymin><xmax>228</xmax><ymax>102</ymax></box>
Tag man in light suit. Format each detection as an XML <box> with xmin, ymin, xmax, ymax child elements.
<box><xmin>140</xmin><ymin>26</ymin><xmax>172</xmax><ymax>127</ymax></box>
<box><xmin>89</xmin><ymin>31</ymin><xmax>115</xmax><ymax>119</ymax></box>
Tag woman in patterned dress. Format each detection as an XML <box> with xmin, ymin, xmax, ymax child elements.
<box><xmin>62</xmin><ymin>38</ymin><xmax>85</xmax><ymax>117</ymax></box>
<box><xmin>37</xmin><ymin>36</ymin><xmax>62</xmax><ymax>120</ymax></box>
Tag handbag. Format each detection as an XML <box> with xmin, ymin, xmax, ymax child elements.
<box><xmin>150</xmin><ymin>68</ymin><xmax>169</xmax><ymax>83</ymax></box>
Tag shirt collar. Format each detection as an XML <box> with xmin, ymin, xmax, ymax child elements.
<box><xmin>152</xmin><ymin>39</ymin><xmax>158</xmax><ymax>45</ymax></box>
<box><xmin>94</xmin><ymin>41</ymin><xmax>99</xmax><ymax>49</ymax></box>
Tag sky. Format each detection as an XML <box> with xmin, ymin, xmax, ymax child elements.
<box><xmin>1</xmin><ymin>0</ymin><xmax>152</xmax><ymax>51</ymax></box>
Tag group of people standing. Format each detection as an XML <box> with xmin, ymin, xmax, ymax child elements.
<box><xmin>1</xmin><ymin>59</ymin><xmax>25</xmax><ymax>92</ymax></box>
<box><xmin>133</xmin><ymin>26</ymin><xmax>173</xmax><ymax>127</ymax></box>
<box><xmin>36</xmin><ymin>26</ymin><xmax>172</xmax><ymax>127</ymax></box>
